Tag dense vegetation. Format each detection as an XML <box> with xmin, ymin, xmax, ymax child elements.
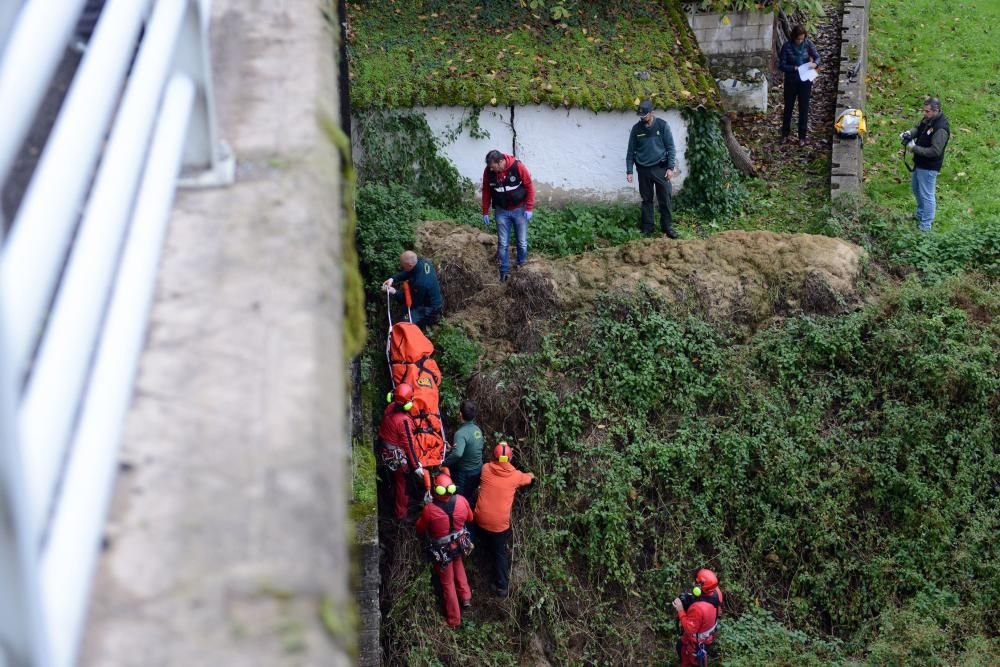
<box><xmin>510</xmin><ymin>279</ymin><xmax>998</xmax><ymax>663</ymax></box>
<box><xmin>351</xmin><ymin>2</ymin><xmax>1000</xmax><ymax>663</ymax></box>
<box><xmin>357</xmin><ymin>179</ymin><xmax>998</xmax><ymax>664</ymax></box>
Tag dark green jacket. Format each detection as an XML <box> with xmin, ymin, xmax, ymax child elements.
<box><xmin>443</xmin><ymin>421</ymin><xmax>484</xmax><ymax>473</ymax></box>
<box><xmin>626</xmin><ymin>117</ymin><xmax>676</xmax><ymax>173</ymax></box>
<box><xmin>391</xmin><ymin>257</ymin><xmax>443</xmax><ymax>311</ymax></box>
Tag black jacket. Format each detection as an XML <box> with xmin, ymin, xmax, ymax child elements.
<box><xmin>912</xmin><ymin>113</ymin><xmax>950</xmax><ymax>172</ymax></box>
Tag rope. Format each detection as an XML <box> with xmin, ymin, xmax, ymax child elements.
<box><xmin>385</xmin><ymin>288</ymin><xmax>395</xmax><ymax>388</ymax></box>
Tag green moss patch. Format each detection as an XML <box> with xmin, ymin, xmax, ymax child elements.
<box><xmin>347</xmin><ymin>0</ymin><xmax>719</xmax><ymax>111</ymax></box>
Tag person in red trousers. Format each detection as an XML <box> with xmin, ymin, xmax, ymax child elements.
<box><xmin>376</xmin><ymin>383</ymin><xmax>419</xmax><ymax>520</ymax></box>
<box><xmin>415</xmin><ymin>473</ymin><xmax>474</xmax><ymax>627</ymax></box>
<box><xmin>673</xmin><ymin>568</ymin><xmax>723</xmax><ymax>666</ymax></box>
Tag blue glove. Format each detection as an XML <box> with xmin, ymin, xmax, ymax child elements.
<box><xmin>482</xmin><ymin>214</ymin><xmax>491</xmax><ymax>226</ymax></box>
<box><xmin>525</xmin><ymin>210</ymin><xmax>533</xmax><ymax>221</ymax></box>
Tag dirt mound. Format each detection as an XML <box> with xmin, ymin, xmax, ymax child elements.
<box><xmin>419</xmin><ymin>219</ymin><xmax>865</xmax><ymax>341</ymax></box>
<box><xmin>549</xmin><ymin>229</ymin><xmax>864</xmax><ymax>324</ymax></box>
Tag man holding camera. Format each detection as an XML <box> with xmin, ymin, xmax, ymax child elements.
<box><xmin>900</xmin><ymin>97</ymin><xmax>950</xmax><ymax>232</ymax></box>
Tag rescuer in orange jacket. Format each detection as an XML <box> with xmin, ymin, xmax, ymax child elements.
<box><xmin>377</xmin><ymin>384</ymin><xmax>419</xmax><ymax>520</ymax></box>
<box><xmin>475</xmin><ymin>442</ymin><xmax>534</xmax><ymax>597</ymax></box>
<box><xmin>415</xmin><ymin>473</ymin><xmax>474</xmax><ymax>627</ymax></box>
<box><xmin>672</xmin><ymin>569</ymin><xmax>723</xmax><ymax>667</ymax></box>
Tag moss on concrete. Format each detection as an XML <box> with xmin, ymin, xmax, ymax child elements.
<box><xmin>320</xmin><ymin>114</ymin><xmax>367</xmax><ymax>361</ymax></box>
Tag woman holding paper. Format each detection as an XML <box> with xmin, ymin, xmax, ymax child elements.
<box><xmin>778</xmin><ymin>25</ymin><xmax>821</xmax><ymax>146</ymax></box>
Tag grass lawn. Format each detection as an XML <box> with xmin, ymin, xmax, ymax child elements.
<box><xmin>864</xmin><ymin>0</ymin><xmax>1000</xmax><ymax>230</ymax></box>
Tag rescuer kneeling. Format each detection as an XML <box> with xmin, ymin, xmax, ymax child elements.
<box><xmin>673</xmin><ymin>568</ymin><xmax>723</xmax><ymax>667</ymax></box>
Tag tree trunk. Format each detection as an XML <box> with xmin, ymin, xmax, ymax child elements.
<box><xmin>720</xmin><ymin>114</ymin><xmax>757</xmax><ymax>178</ymax></box>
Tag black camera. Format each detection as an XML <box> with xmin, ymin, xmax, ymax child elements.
<box><xmin>900</xmin><ymin>130</ymin><xmax>913</xmax><ymax>146</ymax></box>
<box><xmin>679</xmin><ymin>591</ymin><xmax>696</xmax><ymax>610</ymax></box>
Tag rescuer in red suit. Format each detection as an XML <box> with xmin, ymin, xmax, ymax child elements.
<box><xmin>415</xmin><ymin>473</ymin><xmax>474</xmax><ymax>627</ymax></box>
<box><xmin>673</xmin><ymin>568</ymin><xmax>723</xmax><ymax>666</ymax></box>
<box><xmin>376</xmin><ymin>383</ymin><xmax>419</xmax><ymax>520</ymax></box>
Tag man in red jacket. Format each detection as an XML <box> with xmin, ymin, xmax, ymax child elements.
<box><xmin>376</xmin><ymin>383</ymin><xmax>419</xmax><ymax>520</ymax></box>
<box><xmin>481</xmin><ymin>150</ymin><xmax>535</xmax><ymax>282</ymax></box>
<box><xmin>672</xmin><ymin>568</ymin><xmax>723</xmax><ymax>666</ymax></box>
<box><xmin>415</xmin><ymin>473</ymin><xmax>474</xmax><ymax>627</ymax></box>
<box><xmin>475</xmin><ymin>442</ymin><xmax>534</xmax><ymax>597</ymax></box>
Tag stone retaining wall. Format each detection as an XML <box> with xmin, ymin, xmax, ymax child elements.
<box><xmin>831</xmin><ymin>0</ymin><xmax>870</xmax><ymax>206</ymax></box>
<box><xmin>686</xmin><ymin>10</ymin><xmax>773</xmax><ymax>112</ymax></box>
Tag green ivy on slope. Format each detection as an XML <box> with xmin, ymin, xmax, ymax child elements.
<box><xmin>355</xmin><ymin>182</ymin><xmax>422</xmax><ymax>295</ymax></box>
<box><xmin>819</xmin><ymin>204</ymin><xmax>1000</xmax><ymax>282</ymax></box>
<box><xmin>508</xmin><ymin>277</ymin><xmax>999</xmax><ymax>663</ymax></box>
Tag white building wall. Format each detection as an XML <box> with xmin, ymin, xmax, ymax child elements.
<box><xmin>418</xmin><ymin>106</ymin><xmax>513</xmax><ymax>187</ymax></box>
<box><xmin>514</xmin><ymin>106</ymin><xmax>688</xmax><ymax>203</ymax></box>
<box><xmin>388</xmin><ymin>106</ymin><xmax>689</xmax><ymax>203</ymax></box>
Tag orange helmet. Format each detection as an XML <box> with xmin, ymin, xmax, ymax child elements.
<box><xmin>387</xmin><ymin>383</ymin><xmax>414</xmax><ymax>411</ymax></box>
<box><xmin>494</xmin><ymin>442</ymin><xmax>512</xmax><ymax>463</ymax></box>
<box><xmin>433</xmin><ymin>473</ymin><xmax>456</xmax><ymax>498</ymax></box>
<box><xmin>694</xmin><ymin>569</ymin><xmax>719</xmax><ymax>595</ymax></box>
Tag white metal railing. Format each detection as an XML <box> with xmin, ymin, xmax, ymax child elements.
<box><xmin>0</xmin><ymin>2</ymin><xmax>232</xmax><ymax>665</ymax></box>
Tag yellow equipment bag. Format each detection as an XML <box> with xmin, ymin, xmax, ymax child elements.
<box><xmin>835</xmin><ymin>108</ymin><xmax>867</xmax><ymax>138</ymax></box>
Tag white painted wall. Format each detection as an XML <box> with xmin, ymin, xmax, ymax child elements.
<box><xmin>418</xmin><ymin>106</ymin><xmax>513</xmax><ymax>188</ymax></box>
<box><xmin>514</xmin><ymin>106</ymin><xmax>688</xmax><ymax>203</ymax></box>
<box><xmin>403</xmin><ymin>106</ymin><xmax>688</xmax><ymax>203</ymax></box>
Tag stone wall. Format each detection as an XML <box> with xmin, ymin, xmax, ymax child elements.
<box><xmin>830</xmin><ymin>0</ymin><xmax>869</xmax><ymax>206</ymax></box>
<box><xmin>686</xmin><ymin>10</ymin><xmax>774</xmax><ymax>112</ymax></box>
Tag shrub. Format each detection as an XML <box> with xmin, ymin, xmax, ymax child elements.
<box><xmin>897</xmin><ymin>217</ymin><xmax>1000</xmax><ymax>281</ymax></box>
<box><xmin>507</xmin><ymin>276</ymin><xmax>998</xmax><ymax>661</ymax></box>
<box><xmin>675</xmin><ymin>108</ymin><xmax>746</xmax><ymax>220</ymax></box>
<box><xmin>354</xmin><ymin>111</ymin><xmax>473</xmax><ymax>212</ymax></box>
<box><xmin>823</xmin><ymin>204</ymin><xmax>1000</xmax><ymax>281</ymax></box>
<box><xmin>527</xmin><ymin>202</ymin><xmax>641</xmax><ymax>256</ymax></box>
<box><xmin>720</xmin><ymin>606</ymin><xmax>844</xmax><ymax>666</ymax></box>
<box><xmin>430</xmin><ymin>323</ymin><xmax>482</xmax><ymax>419</ymax></box>
<box><xmin>355</xmin><ymin>183</ymin><xmax>422</xmax><ymax>294</ymax></box>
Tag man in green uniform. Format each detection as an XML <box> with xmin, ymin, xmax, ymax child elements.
<box><xmin>443</xmin><ymin>400</ymin><xmax>484</xmax><ymax>505</ymax></box>
<box><xmin>625</xmin><ymin>99</ymin><xmax>678</xmax><ymax>238</ymax></box>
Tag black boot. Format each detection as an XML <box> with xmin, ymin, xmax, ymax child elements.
<box><xmin>660</xmin><ymin>204</ymin><xmax>678</xmax><ymax>239</ymax></box>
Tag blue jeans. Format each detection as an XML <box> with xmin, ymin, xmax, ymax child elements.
<box><xmin>911</xmin><ymin>168</ymin><xmax>938</xmax><ymax>231</ymax></box>
<box><xmin>495</xmin><ymin>207</ymin><xmax>528</xmax><ymax>276</ymax></box>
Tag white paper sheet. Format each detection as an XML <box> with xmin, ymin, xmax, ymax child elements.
<box><xmin>798</xmin><ymin>63</ymin><xmax>818</xmax><ymax>82</ymax></box>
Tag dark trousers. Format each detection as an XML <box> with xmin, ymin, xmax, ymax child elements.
<box><xmin>454</xmin><ymin>469</ymin><xmax>481</xmax><ymax>509</ymax></box>
<box><xmin>636</xmin><ymin>164</ymin><xmax>673</xmax><ymax>234</ymax></box>
<box><xmin>411</xmin><ymin>305</ymin><xmax>441</xmax><ymax>330</ymax></box>
<box><xmin>478</xmin><ymin>527</ymin><xmax>512</xmax><ymax>590</ymax></box>
<box><xmin>781</xmin><ymin>77</ymin><xmax>812</xmax><ymax>140</ymax></box>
